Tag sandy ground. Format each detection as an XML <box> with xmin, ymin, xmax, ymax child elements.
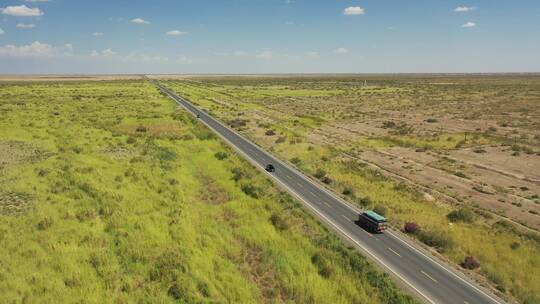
<box><xmin>357</xmin><ymin>147</ymin><xmax>540</xmax><ymax>229</ymax></box>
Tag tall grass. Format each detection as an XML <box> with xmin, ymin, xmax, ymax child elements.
<box><xmin>0</xmin><ymin>81</ymin><xmax>415</xmax><ymax>303</ymax></box>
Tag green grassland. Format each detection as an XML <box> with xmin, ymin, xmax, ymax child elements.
<box><xmin>0</xmin><ymin>80</ymin><xmax>417</xmax><ymax>303</ymax></box>
<box><xmin>165</xmin><ymin>75</ymin><xmax>540</xmax><ymax>304</ymax></box>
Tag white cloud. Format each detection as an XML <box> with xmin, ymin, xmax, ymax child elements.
<box><xmin>166</xmin><ymin>30</ymin><xmax>185</xmax><ymax>36</ymax></box>
<box><xmin>1</xmin><ymin>5</ymin><xmax>43</xmax><ymax>17</ymax></box>
<box><xmin>0</xmin><ymin>28</ymin><xmax>4</xmax><ymax>35</ymax></box>
<box><xmin>24</xmin><ymin>0</ymin><xmax>51</xmax><ymax>2</ymax></box>
<box><xmin>462</xmin><ymin>21</ymin><xmax>476</xmax><ymax>28</ymax></box>
<box><xmin>92</xmin><ymin>32</ymin><xmax>104</xmax><ymax>36</ymax></box>
<box><xmin>101</xmin><ymin>49</ymin><xmax>116</xmax><ymax>56</ymax></box>
<box><xmin>256</xmin><ymin>50</ymin><xmax>273</xmax><ymax>59</ymax></box>
<box><xmin>131</xmin><ymin>18</ymin><xmax>150</xmax><ymax>25</ymax></box>
<box><xmin>0</xmin><ymin>41</ymin><xmax>54</xmax><ymax>57</ymax></box>
<box><xmin>16</xmin><ymin>23</ymin><xmax>35</xmax><ymax>28</ymax></box>
<box><xmin>344</xmin><ymin>6</ymin><xmax>365</xmax><ymax>15</ymax></box>
<box><xmin>90</xmin><ymin>49</ymin><xmax>116</xmax><ymax>57</ymax></box>
<box><xmin>285</xmin><ymin>21</ymin><xmax>295</xmax><ymax>25</ymax></box>
<box><xmin>64</xmin><ymin>43</ymin><xmax>73</xmax><ymax>51</ymax></box>
<box><xmin>455</xmin><ymin>6</ymin><xmax>476</xmax><ymax>12</ymax></box>
<box><xmin>334</xmin><ymin>47</ymin><xmax>349</xmax><ymax>54</ymax></box>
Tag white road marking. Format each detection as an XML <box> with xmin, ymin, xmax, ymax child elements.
<box><xmin>421</xmin><ymin>270</ymin><xmax>439</xmax><ymax>284</ymax></box>
<box><xmin>342</xmin><ymin>214</ymin><xmax>351</xmax><ymax>221</ymax></box>
<box><xmin>388</xmin><ymin>247</ymin><xmax>401</xmax><ymax>257</ymax></box>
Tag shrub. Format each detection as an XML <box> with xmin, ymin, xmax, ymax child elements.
<box><xmin>404</xmin><ymin>222</ymin><xmax>420</xmax><ymax>234</ymax></box>
<box><xmin>454</xmin><ymin>171</ymin><xmax>467</xmax><ymax>178</ymax></box>
<box><xmin>37</xmin><ymin>217</ymin><xmax>54</xmax><ymax>230</ymax></box>
<box><xmin>473</xmin><ymin>148</ymin><xmax>487</xmax><ymax>154</ymax></box>
<box><xmin>229</xmin><ymin>118</ymin><xmax>247</xmax><ymax>128</ymax></box>
<box><xmin>241</xmin><ymin>183</ymin><xmax>261</xmax><ymax>199</ymax></box>
<box><xmin>270</xmin><ymin>213</ymin><xmax>289</xmax><ymax>231</ymax></box>
<box><xmin>426</xmin><ymin>118</ymin><xmax>438</xmax><ymax>123</ymax></box>
<box><xmin>231</xmin><ymin>167</ymin><xmax>244</xmax><ymax>182</ymax></box>
<box><xmin>311</xmin><ymin>253</ymin><xmax>334</xmax><ymax>278</ymax></box>
<box><xmin>290</xmin><ymin>157</ymin><xmax>301</xmax><ymax>165</ymax></box>
<box><xmin>510</xmin><ymin>241</ymin><xmax>521</xmax><ymax>250</ymax></box>
<box><xmin>321</xmin><ymin>176</ymin><xmax>333</xmax><ymax>184</ymax></box>
<box><xmin>126</xmin><ymin>136</ymin><xmax>136</xmax><ymax>144</ymax></box>
<box><xmin>373</xmin><ymin>205</ymin><xmax>387</xmax><ymax>216</ymax></box>
<box><xmin>461</xmin><ymin>256</ymin><xmax>480</xmax><ymax>270</ymax></box>
<box><xmin>314</xmin><ymin>168</ymin><xmax>326</xmax><ymax>179</ymax></box>
<box><xmin>265</xmin><ymin>129</ymin><xmax>276</xmax><ymax>136</ymax></box>
<box><xmin>447</xmin><ymin>208</ymin><xmax>475</xmax><ymax>223</ymax></box>
<box><xmin>342</xmin><ymin>186</ymin><xmax>354</xmax><ymax>196</ymax></box>
<box><xmin>275</xmin><ymin>136</ymin><xmax>286</xmax><ymax>144</ymax></box>
<box><xmin>214</xmin><ymin>151</ymin><xmax>228</xmax><ymax>160</ymax></box>
<box><xmin>418</xmin><ymin>230</ymin><xmax>454</xmax><ymax>251</ymax></box>
<box><xmin>357</xmin><ymin>196</ymin><xmax>372</xmax><ymax>207</ymax></box>
<box><xmin>136</xmin><ymin>125</ymin><xmax>147</xmax><ymax>133</ymax></box>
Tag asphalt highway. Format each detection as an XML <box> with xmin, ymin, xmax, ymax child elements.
<box><xmin>151</xmin><ymin>79</ymin><xmax>504</xmax><ymax>304</ymax></box>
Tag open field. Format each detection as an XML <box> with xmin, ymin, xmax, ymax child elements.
<box><xmin>0</xmin><ymin>80</ymin><xmax>416</xmax><ymax>303</ymax></box>
<box><xmin>161</xmin><ymin>74</ymin><xmax>540</xmax><ymax>304</ymax></box>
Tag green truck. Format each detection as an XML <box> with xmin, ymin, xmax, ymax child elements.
<box><xmin>358</xmin><ymin>210</ymin><xmax>388</xmax><ymax>233</ymax></box>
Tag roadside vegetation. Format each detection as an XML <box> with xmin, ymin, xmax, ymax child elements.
<box><xmin>0</xmin><ymin>80</ymin><xmax>416</xmax><ymax>303</ymax></box>
<box><xmin>165</xmin><ymin>75</ymin><xmax>540</xmax><ymax>304</ymax></box>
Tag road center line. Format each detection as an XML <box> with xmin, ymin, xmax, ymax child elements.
<box><xmin>421</xmin><ymin>270</ymin><xmax>439</xmax><ymax>284</ymax></box>
<box><xmin>388</xmin><ymin>247</ymin><xmax>401</xmax><ymax>257</ymax></box>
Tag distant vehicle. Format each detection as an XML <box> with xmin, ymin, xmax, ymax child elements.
<box><xmin>196</xmin><ymin>113</ymin><xmax>201</xmax><ymax>118</ymax></box>
<box><xmin>357</xmin><ymin>210</ymin><xmax>387</xmax><ymax>233</ymax></box>
<box><xmin>265</xmin><ymin>164</ymin><xmax>275</xmax><ymax>172</ymax></box>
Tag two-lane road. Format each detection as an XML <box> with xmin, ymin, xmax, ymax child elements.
<box><xmin>151</xmin><ymin>79</ymin><xmax>504</xmax><ymax>304</ymax></box>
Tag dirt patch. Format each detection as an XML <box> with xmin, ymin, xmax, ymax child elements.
<box><xmin>357</xmin><ymin>147</ymin><xmax>540</xmax><ymax>229</ymax></box>
<box><xmin>0</xmin><ymin>192</ymin><xmax>31</xmax><ymax>215</ymax></box>
<box><xmin>225</xmin><ymin>238</ymin><xmax>289</xmax><ymax>302</ymax></box>
<box><xmin>0</xmin><ymin>141</ymin><xmax>52</xmax><ymax>171</ymax></box>
<box><xmin>197</xmin><ymin>174</ymin><xmax>229</xmax><ymax>205</ymax></box>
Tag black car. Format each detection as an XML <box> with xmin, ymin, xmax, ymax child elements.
<box><xmin>265</xmin><ymin>164</ymin><xmax>275</xmax><ymax>172</ymax></box>
<box><xmin>196</xmin><ymin>113</ymin><xmax>201</xmax><ymax>118</ymax></box>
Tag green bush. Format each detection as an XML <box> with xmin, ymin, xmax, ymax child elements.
<box><xmin>447</xmin><ymin>208</ymin><xmax>475</xmax><ymax>223</ymax></box>
<box><xmin>314</xmin><ymin>168</ymin><xmax>326</xmax><ymax>179</ymax></box>
<box><xmin>373</xmin><ymin>205</ymin><xmax>387</xmax><ymax>216</ymax></box>
<box><xmin>241</xmin><ymin>183</ymin><xmax>261</xmax><ymax>198</ymax></box>
<box><xmin>214</xmin><ymin>151</ymin><xmax>228</xmax><ymax>160</ymax></box>
<box><xmin>418</xmin><ymin>230</ymin><xmax>454</xmax><ymax>251</ymax></box>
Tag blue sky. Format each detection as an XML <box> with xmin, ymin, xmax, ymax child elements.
<box><xmin>1</xmin><ymin>0</ymin><xmax>539</xmax><ymax>73</ymax></box>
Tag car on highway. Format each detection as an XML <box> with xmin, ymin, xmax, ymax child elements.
<box><xmin>265</xmin><ymin>164</ymin><xmax>275</xmax><ymax>172</ymax></box>
<box><xmin>196</xmin><ymin>113</ymin><xmax>201</xmax><ymax>118</ymax></box>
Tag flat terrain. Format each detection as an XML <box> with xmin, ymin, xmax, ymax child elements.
<box><xmin>160</xmin><ymin>74</ymin><xmax>540</xmax><ymax>304</ymax></box>
<box><xmin>0</xmin><ymin>80</ymin><xmax>416</xmax><ymax>303</ymax></box>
